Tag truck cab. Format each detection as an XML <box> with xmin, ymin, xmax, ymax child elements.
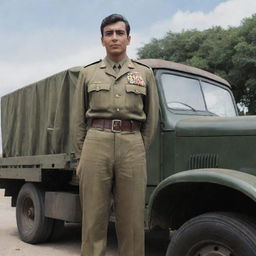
<box><xmin>144</xmin><ymin>59</ymin><xmax>256</xmax><ymax>256</ymax></box>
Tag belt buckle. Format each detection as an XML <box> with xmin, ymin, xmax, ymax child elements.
<box><xmin>111</xmin><ymin>119</ymin><xmax>122</xmax><ymax>133</ymax></box>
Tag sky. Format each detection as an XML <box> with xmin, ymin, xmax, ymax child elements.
<box><xmin>1</xmin><ymin>0</ymin><xmax>256</xmax><ymax>97</ymax></box>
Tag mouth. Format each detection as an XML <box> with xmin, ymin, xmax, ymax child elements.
<box><xmin>111</xmin><ymin>44</ymin><xmax>120</xmax><ymax>48</ymax></box>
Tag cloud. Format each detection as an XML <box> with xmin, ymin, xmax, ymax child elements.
<box><xmin>2</xmin><ymin>0</ymin><xmax>256</xmax><ymax>97</ymax></box>
<box><xmin>0</xmin><ymin>49</ymin><xmax>97</xmax><ymax>95</ymax></box>
<box><xmin>150</xmin><ymin>0</ymin><xmax>256</xmax><ymax>35</ymax></box>
<box><xmin>0</xmin><ymin>25</ymin><xmax>142</xmax><ymax>97</ymax></box>
<box><xmin>0</xmin><ymin>28</ymin><xmax>106</xmax><ymax>96</ymax></box>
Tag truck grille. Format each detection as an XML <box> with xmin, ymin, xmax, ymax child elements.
<box><xmin>189</xmin><ymin>153</ymin><xmax>219</xmax><ymax>169</ymax></box>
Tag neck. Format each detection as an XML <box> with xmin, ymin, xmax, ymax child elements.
<box><xmin>107</xmin><ymin>53</ymin><xmax>127</xmax><ymax>63</ymax></box>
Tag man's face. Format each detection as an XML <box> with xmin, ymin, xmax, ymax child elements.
<box><xmin>101</xmin><ymin>21</ymin><xmax>131</xmax><ymax>58</ymax></box>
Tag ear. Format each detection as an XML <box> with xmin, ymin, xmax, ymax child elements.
<box><xmin>127</xmin><ymin>35</ymin><xmax>131</xmax><ymax>45</ymax></box>
<box><xmin>101</xmin><ymin>37</ymin><xmax>105</xmax><ymax>47</ymax></box>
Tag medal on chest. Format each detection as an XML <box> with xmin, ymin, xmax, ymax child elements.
<box><xmin>127</xmin><ymin>72</ymin><xmax>145</xmax><ymax>86</ymax></box>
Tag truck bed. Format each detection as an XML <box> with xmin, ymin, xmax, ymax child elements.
<box><xmin>1</xmin><ymin>67</ymin><xmax>81</xmax><ymax>158</ymax></box>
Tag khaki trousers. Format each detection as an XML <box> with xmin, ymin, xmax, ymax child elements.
<box><xmin>78</xmin><ymin>128</ymin><xmax>147</xmax><ymax>256</ymax></box>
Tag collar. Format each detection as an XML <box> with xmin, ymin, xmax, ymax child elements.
<box><xmin>100</xmin><ymin>57</ymin><xmax>135</xmax><ymax>79</ymax></box>
<box><xmin>100</xmin><ymin>56</ymin><xmax>135</xmax><ymax>69</ymax></box>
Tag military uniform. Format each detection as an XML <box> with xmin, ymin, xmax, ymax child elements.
<box><xmin>72</xmin><ymin>56</ymin><xmax>159</xmax><ymax>256</ymax></box>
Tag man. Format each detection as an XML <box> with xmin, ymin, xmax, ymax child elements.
<box><xmin>72</xmin><ymin>14</ymin><xmax>159</xmax><ymax>256</ymax></box>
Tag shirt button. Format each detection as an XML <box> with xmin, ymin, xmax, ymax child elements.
<box><xmin>115</xmin><ymin>94</ymin><xmax>121</xmax><ymax>97</ymax></box>
<box><xmin>116</xmin><ymin>108</ymin><xmax>120</xmax><ymax>112</ymax></box>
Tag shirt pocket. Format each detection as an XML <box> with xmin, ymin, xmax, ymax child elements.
<box><xmin>125</xmin><ymin>84</ymin><xmax>146</xmax><ymax>95</ymax></box>
<box><xmin>87</xmin><ymin>83</ymin><xmax>111</xmax><ymax>110</ymax></box>
<box><xmin>88</xmin><ymin>83</ymin><xmax>111</xmax><ymax>92</ymax></box>
<box><xmin>125</xmin><ymin>84</ymin><xmax>146</xmax><ymax>113</ymax></box>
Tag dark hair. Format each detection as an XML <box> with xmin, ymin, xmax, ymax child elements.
<box><xmin>100</xmin><ymin>14</ymin><xmax>130</xmax><ymax>37</ymax></box>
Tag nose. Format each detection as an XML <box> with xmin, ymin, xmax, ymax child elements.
<box><xmin>112</xmin><ymin>31</ymin><xmax>118</xmax><ymax>40</ymax></box>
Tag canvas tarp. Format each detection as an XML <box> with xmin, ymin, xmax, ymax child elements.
<box><xmin>1</xmin><ymin>67</ymin><xmax>82</xmax><ymax>157</ymax></box>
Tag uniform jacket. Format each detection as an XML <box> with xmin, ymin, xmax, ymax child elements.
<box><xmin>72</xmin><ymin>57</ymin><xmax>159</xmax><ymax>158</ymax></box>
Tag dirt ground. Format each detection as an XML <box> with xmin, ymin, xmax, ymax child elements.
<box><xmin>0</xmin><ymin>189</ymin><xmax>169</xmax><ymax>256</ymax></box>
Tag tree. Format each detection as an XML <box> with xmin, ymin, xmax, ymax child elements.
<box><xmin>137</xmin><ymin>14</ymin><xmax>256</xmax><ymax>114</ymax></box>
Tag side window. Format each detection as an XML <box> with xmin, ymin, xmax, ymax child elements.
<box><xmin>201</xmin><ymin>81</ymin><xmax>236</xmax><ymax>117</ymax></box>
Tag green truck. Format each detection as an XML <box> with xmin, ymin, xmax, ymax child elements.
<box><xmin>1</xmin><ymin>59</ymin><xmax>256</xmax><ymax>256</ymax></box>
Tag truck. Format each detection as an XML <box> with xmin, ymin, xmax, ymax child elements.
<box><xmin>1</xmin><ymin>58</ymin><xmax>256</xmax><ymax>256</ymax></box>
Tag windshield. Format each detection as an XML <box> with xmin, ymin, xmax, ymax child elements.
<box><xmin>161</xmin><ymin>73</ymin><xmax>237</xmax><ymax>117</ymax></box>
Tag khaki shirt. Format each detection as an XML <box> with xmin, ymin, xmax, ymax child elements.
<box><xmin>72</xmin><ymin>57</ymin><xmax>159</xmax><ymax>158</ymax></box>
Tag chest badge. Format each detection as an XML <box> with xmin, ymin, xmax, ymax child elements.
<box><xmin>127</xmin><ymin>72</ymin><xmax>145</xmax><ymax>86</ymax></box>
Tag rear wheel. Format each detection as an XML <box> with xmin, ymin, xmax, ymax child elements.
<box><xmin>16</xmin><ymin>183</ymin><xmax>54</xmax><ymax>243</ymax></box>
<box><xmin>166</xmin><ymin>212</ymin><xmax>256</xmax><ymax>256</ymax></box>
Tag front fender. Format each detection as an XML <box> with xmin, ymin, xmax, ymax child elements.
<box><xmin>148</xmin><ymin>168</ymin><xmax>256</xmax><ymax>228</ymax></box>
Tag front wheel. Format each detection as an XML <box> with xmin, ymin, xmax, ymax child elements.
<box><xmin>166</xmin><ymin>212</ymin><xmax>256</xmax><ymax>256</ymax></box>
<box><xmin>16</xmin><ymin>183</ymin><xmax>54</xmax><ymax>244</ymax></box>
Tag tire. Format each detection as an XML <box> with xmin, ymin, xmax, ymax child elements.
<box><xmin>166</xmin><ymin>212</ymin><xmax>256</xmax><ymax>256</ymax></box>
<box><xmin>16</xmin><ymin>183</ymin><xmax>54</xmax><ymax>244</ymax></box>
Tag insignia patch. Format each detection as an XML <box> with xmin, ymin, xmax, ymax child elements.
<box><xmin>127</xmin><ymin>72</ymin><xmax>145</xmax><ymax>86</ymax></box>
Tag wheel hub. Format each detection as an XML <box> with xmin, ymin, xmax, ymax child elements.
<box><xmin>27</xmin><ymin>207</ymin><xmax>34</xmax><ymax>218</ymax></box>
<box><xmin>22</xmin><ymin>198</ymin><xmax>35</xmax><ymax>221</ymax></box>
<box><xmin>195</xmin><ymin>244</ymin><xmax>233</xmax><ymax>256</ymax></box>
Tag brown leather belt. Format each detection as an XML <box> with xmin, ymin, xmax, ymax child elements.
<box><xmin>91</xmin><ymin>119</ymin><xmax>141</xmax><ymax>133</ymax></box>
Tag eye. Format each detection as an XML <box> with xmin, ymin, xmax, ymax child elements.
<box><xmin>104</xmin><ymin>31</ymin><xmax>113</xmax><ymax>36</ymax></box>
<box><xmin>116</xmin><ymin>30</ymin><xmax>126</xmax><ymax>36</ymax></box>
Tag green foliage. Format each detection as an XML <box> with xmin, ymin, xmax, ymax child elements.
<box><xmin>137</xmin><ymin>14</ymin><xmax>256</xmax><ymax>114</ymax></box>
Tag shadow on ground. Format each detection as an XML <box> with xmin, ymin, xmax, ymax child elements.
<box><xmin>55</xmin><ymin>222</ymin><xmax>169</xmax><ymax>256</ymax></box>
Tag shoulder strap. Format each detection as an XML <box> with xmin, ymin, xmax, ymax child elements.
<box><xmin>131</xmin><ymin>59</ymin><xmax>150</xmax><ymax>69</ymax></box>
<box><xmin>83</xmin><ymin>59</ymin><xmax>102</xmax><ymax>68</ymax></box>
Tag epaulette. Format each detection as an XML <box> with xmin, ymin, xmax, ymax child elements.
<box><xmin>83</xmin><ymin>59</ymin><xmax>102</xmax><ymax>69</ymax></box>
<box><xmin>131</xmin><ymin>59</ymin><xmax>151</xmax><ymax>69</ymax></box>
